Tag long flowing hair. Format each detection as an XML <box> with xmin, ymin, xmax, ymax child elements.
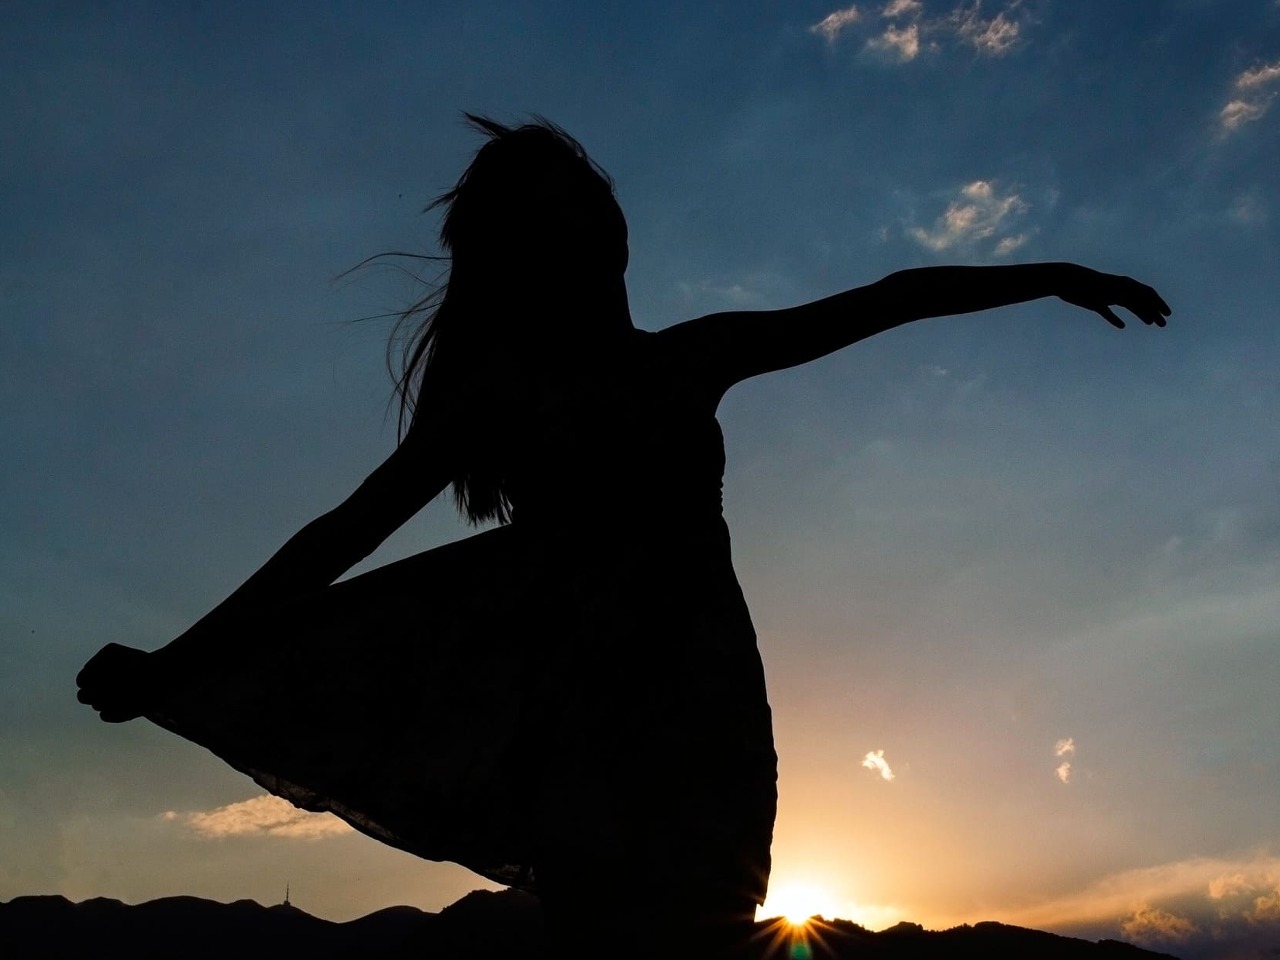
<box><xmin>387</xmin><ymin>115</ymin><xmax>618</xmax><ymax>525</ymax></box>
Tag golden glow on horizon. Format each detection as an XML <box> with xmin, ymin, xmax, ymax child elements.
<box><xmin>760</xmin><ymin>880</ymin><xmax>839</xmax><ymax>926</ymax></box>
<box><xmin>759</xmin><ymin>873</ymin><xmax>907</xmax><ymax>932</ymax></box>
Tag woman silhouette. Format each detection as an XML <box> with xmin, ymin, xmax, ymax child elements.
<box><xmin>78</xmin><ymin>116</ymin><xmax>1170</xmax><ymax>958</ymax></box>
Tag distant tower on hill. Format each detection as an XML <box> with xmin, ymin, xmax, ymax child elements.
<box><xmin>283</xmin><ymin>882</ymin><xmax>291</xmax><ymax>908</ymax></box>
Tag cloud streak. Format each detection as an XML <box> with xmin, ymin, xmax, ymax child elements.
<box><xmin>811</xmin><ymin>4</ymin><xmax>862</xmax><ymax>43</ymax></box>
<box><xmin>163</xmin><ymin>794</ymin><xmax>353</xmax><ymax>840</ymax></box>
<box><xmin>882</xmin><ymin>0</ymin><xmax>923</xmax><ymax>16</ymax></box>
<box><xmin>1220</xmin><ymin>60</ymin><xmax>1280</xmax><ymax>132</ymax></box>
<box><xmin>811</xmin><ymin>1</ymin><xmax>1028</xmax><ymax>61</ymax></box>
<box><xmin>1003</xmin><ymin>852</ymin><xmax>1280</xmax><ymax>951</ymax></box>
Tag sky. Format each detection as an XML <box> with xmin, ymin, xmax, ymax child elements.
<box><xmin>3</xmin><ymin>2</ymin><xmax>1279</xmax><ymax>957</ymax></box>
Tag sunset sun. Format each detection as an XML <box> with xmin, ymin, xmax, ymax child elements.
<box><xmin>761</xmin><ymin>880</ymin><xmax>838</xmax><ymax>926</ymax></box>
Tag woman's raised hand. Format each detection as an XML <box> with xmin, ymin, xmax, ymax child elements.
<box><xmin>76</xmin><ymin>642</ymin><xmax>156</xmax><ymax>723</ymax></box>
<box><xmin>1056</xmin><ymin>264</ymin><xmax>1171</xmax><ymax>330</ymax></box>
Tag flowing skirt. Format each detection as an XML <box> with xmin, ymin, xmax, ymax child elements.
<box><xmin>145</xmin><ymin>522</ymin><xmax>777</xmax><ymax>904</ymax></box>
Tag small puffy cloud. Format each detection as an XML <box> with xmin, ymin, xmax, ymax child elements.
<box><xmin>1252</xmin><ymin>883</ymin><xmax>1280</xmax><ymax>922</ymax></box>
<box><xmin>1053</xmin><ymin>737</ymin><xmax>1076</xmax><ymax>783</ymax></box>
<box><xmin>1221</xmin><ymin>98</ymin><xmax>1269</xmax><ymax>131</ymax></box>
<box><xmin>909</xmin><ymin>179</ymin><xmax>1029</xmax><ymax>255</ymax></box>
<box><xmin>1121</xmin><ymin>905</ymin><xmax>1198</xmax><ymax>945</ymax></box>
<box><xmin>861</xmin><ymin>748</ymin><xmax>896</xmax><ymax>781</ymax></box>
<box><xmin>1220</xmin><ymin>61</ymin><xmax>1280</xmax><ymax>133</ymax></box>
<box><xmin>882</xmin><ymin>0</ymin><xmax>923</xmax><ymax>17</ymax></box>
<box><xmin>164</xmin><ymin>794</ymin><xmax>353</xmax><ymax>840</ymax></box>
<box><xmin>868</xmin><ymin>23</ymin><xmax>921</xmax><ymax>61</ymax></box>
<box><xmin>1208</xmin><ymin>872</ymin><xmax>1253</xmax><ymax>901</ymax></box>
<box><xmin>811</xmin><ymin>4</ymin><xmax>862</xmax><ymax>42</ymax></box>
<box><xmin>951</xmin><ymin>2</ymin><xmax>1022</xmax><ymax>56</ymax></box>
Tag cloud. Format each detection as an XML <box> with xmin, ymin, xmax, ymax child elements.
<box><xmin>861</xmin><ymin>749</ymin><xmax>896</xmax><ymax>780</ymax></box>
<box><xmin>1236</xmin><ymin>61</ymin><xmax>1280</xmax><ymax>90</ymax></box>
<box><xmin>882</xmin><ymin>0</ymin><xmax>923</xmax><ymax>17</ymax></box>
<box><xmin>908</xmin><ymin>179</ymin><xmax>1029</xmax><ymax>254</ymax></box>
<box><xmin>1229</xmin><ymin>191</ymin><xmax>1267</xmax><ymax>225</ymax></box>
<box><xmin>951</xmin><ymin>2</ymin><xmax>1022</xmax><ymax>56</ymax></box>
<box><xmin>1221</xmin><ymin>98</ymin><xmax>1269</xmax><ymax>131</ymax></box>
<box><xmin>1208</xmin><ymin>872</ymin><xmax>1253</xmax><ymax>901</ymax></box>
<box><xmin>1252</xmin><ymin>883</ymin><xmax>1280</xmax><ymax>922</ymax></box>
<box><xmin>811</xmin><ymin>5</ymin><xmax>861</xmax><ymax>42</ymax></box>
<box><xmin>1052</xmin><ymin>737</ymin><xmax>1076</xmax><ymax>783</ymax></box>
<box><xmin>1120</xmin><ymin>905</ymin><xmax>1198</xmax><ymax>945</ymax></box>
<box><xmin>993</xmin><ymin>233</ymin><xmax>1027</xmax><ymax>256</ymax></box>
<box><xmin>1004</xmin><ymin>853</ymin><xmax>1280</xmax><ymax>933</ymax></box>
<box><xmin>812</xmin><ymin>1</ymin><xmax>1030</xmax><ymax>63</ymax></box>
<box><xmin>163</xmin><ymin>794</ymin><xmax>353</xmax><ymax>840</ymax></box>
<box><xmin>1219</xmin><ymin>61</ymin><xmax>1280</xmax><ymax>133</ymax></box>
<box><xmin>867</xmin><ymin>23</ymin><xmax>922</xmax><ymax>61</ymax></box>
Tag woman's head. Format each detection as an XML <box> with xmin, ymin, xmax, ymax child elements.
<box><xmin>388</xmin><ymin>115</ymin><xmax>626</xmax><ymax>525</ymax></box>
<box><xmin>436</xmin><ymin>114</ymin><xmax>627</xmax><ymax>278</ymax></box>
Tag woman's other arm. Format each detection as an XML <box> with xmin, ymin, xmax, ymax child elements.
<box><xmin>665</xmin><ymin>262</ymin><xmax>1171</xmax><ymax>393</ymax></box>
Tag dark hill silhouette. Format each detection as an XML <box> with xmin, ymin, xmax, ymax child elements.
<box><xmin>1</xmin><ymin>890</ymin><xmax>1180</xmax><ymax>959</ymax></box>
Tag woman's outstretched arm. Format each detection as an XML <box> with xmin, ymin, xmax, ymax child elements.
<box><xmin>666</xmin><ymin>262</ymin><xmax>1171</xmax><ymax>393</ymax></box>
<box><xmin>77</xmin><ymin>416</ymin><xmax>451</xmax><ymax>720</ymax></box>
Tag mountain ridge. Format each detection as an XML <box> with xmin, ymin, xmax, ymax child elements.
<box><xmin>0</xmin><ymin>890</ymin><xmax>1180</xmax><ymax>958</ymax></box>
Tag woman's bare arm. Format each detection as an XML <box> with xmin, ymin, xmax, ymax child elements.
<box><xmin>160</xmin><ymin>422</ymin><xmax>449</xmax><ymax>658</ymax></box>
<box><xmin>664</xmin><ymin>262</ymin><xmax>1171</xmax><ymax>394</ymax></box>
<box><xmin>78</xmin><ymin>415</ymin><xmax>451</xmax><ymax>719</ymax></box>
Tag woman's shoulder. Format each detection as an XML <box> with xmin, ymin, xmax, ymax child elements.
<box><xmin>636</xmin><ymin>323</ymin><xmax>726</xmax><ymax>406</ymax></box>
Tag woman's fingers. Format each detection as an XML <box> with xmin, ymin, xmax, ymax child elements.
<box><xmin>1103</xmin><ymin>277</ymin><xmax>1171</xmax><ymax>329</ymax></box>
<box><xmin>1099</xmin><ymin>305</ymin><xmax>1126</xmax><ymax>329</ymax></box>
<box><xmin>76</xmin><ymin>643</ymin><xmax>153</xmax><ymax>722</ymax></box>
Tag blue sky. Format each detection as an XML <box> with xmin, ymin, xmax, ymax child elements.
<box><xmin>4</xmin><ymin>2</ymin><xmax>1280</xmax><ymax>956</ymax></box>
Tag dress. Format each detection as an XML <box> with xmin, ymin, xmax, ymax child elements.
<box><xmin>144</xmin><ymin>327</ymin><xmax>778</xmax><ymax>909</ymax></box>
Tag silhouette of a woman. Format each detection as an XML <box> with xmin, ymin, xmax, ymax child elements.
<box><xmin>78</xmin><ymin>116</ymin><xmax>1170</xmax><ymax>959</ymax></box>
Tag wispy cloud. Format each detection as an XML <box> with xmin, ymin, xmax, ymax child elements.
<box><xmin>1221</xmin><ymin>98</ymin><xmax>1269</xmax><ymax>131</ymax></box>
<box><xmin>811</xmin><ymin>4</ymin><xmax>862</xmax><ymax>43</ymax></box>
<box><xmin>950</xmin><ymin>2</ymin><xmax>1022</xmax><ymax>56</ymax></box>
<box><xmin>1237</xmin><ymin>62</ymin><xmax>1280</xmax><ymax>90</ymax></box>
<box><xmin>908</xmin><ymin>179</ymin><xmax>1030</xmax><ymax>255</ymax></box>
<box><xmin>994</xmin><ymin>233</ymin><xmax>1028</xmax><ymax>256</ymax></box>
<box><xmin>861</xmin><ymin>748</ymin><xmax>896</xmax><ymax>780</ymax></box>
<box><xmin>811</xmin><ymin>1</ymin><xmax>1028</xmax><ymax>61</ymax></box>
<box><xmin>1219</xmin><ymin>60</ymin><xmax>1280</xmax><ymax>132</ymax></box>
<box><xmin>867</xmin><ymin>23</ymin><xmax>922</xmax><ymax>61</ymax></box>
<box><xmin>1053</xmin><ymin>737</ymin><xmax>1076</xmax><ymax>783</ymax></box>
<box><xmin>882</xmin><ymin>0</ymin><xmax>924</xmax><ymax>18</ymax></box>
<box><xmin>162</xmin><ymin>794</ymin><xmax>353</xmax><ymax>840</ymax></box>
